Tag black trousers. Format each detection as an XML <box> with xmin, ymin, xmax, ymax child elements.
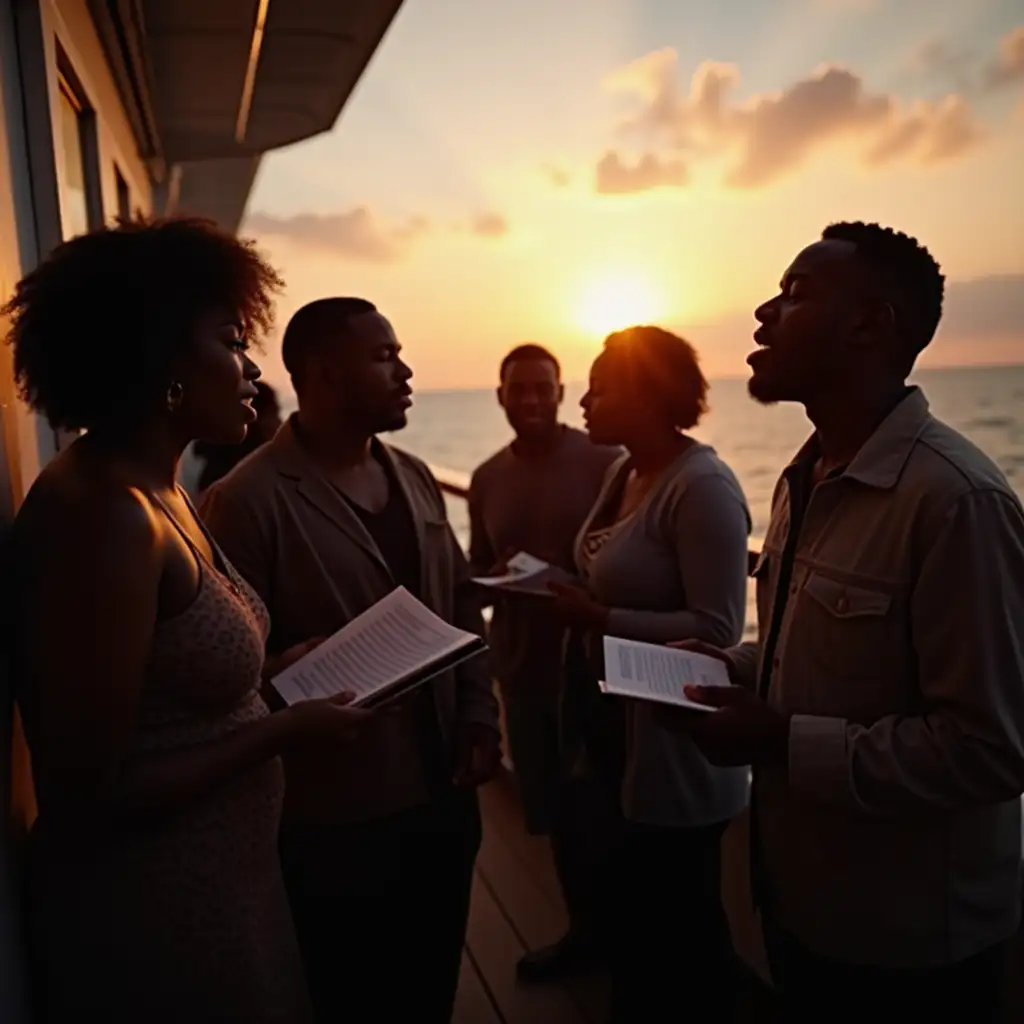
<box><xmin>551</xmin><ymin>631</ymin><xmax>628</xmax><ymax>945</ymax></box>
<box><xmin>548</xmin><ymin>776</ymin><xmax>624</xmax><ymax>942</ymax></box>
<box><xmin>763</xmin><ymin>916</ymin><xmax>1011</xmax><ymax>1024</ymax></box>
<box><xmin>607</xmin><ymin>819</ymin><xmax>735</xmax><ymax>1024</ymax></box>
<box><xmin>279</xmin><ymin>787</ymin><xmax>481</xmax><ymax>1024</ymax></box>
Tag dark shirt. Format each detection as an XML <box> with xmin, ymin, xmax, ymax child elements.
<box><xmin>468</xmin><ymin>426</ymin><xmax>621</xmax><ymax>690</ymax></box>
<box><xmin>752</xmin><ymin>457</ymin><xmax>847</xmax><ymax>907</ymax></box>
<box><xmin>341</xmin><ymin>453</ymin><xmax>450</xmax><ymax>789</ymax></box>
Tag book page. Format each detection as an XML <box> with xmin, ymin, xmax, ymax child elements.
<box><xmin>600</xmin><ymin>636</ymin><xmax>730</xmax><ymax>712</ymax></box>
<box><xmin>272</xmin><ymin>587</ymin><xmax>481</xmax><ymax>706</ymax></box>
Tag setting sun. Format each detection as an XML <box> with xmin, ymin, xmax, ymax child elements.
<box><xmin>573</xmin><ymin>272</ymin><xmax>664</xmax><ymax>339</ymax></box>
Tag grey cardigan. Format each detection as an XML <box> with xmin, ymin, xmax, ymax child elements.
<box><xmin>575</xmin><ymin>443</ymin><xmax>752</xmax><ymax>827</ymax></box>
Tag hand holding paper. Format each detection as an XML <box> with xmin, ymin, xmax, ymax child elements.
<box><xmin>271</xmin><ymin>587</ymin><xmax>486</xmax><ymax>709</ymax></box>
<box><xmin>599</xmin><ymin>636</ymin><xmax>732</xmax><ymax>712</ymax></box>
<box><xmin>472</xmin><ymin>551</ymin><xmax>577</xmax><ymax>596</ymax></box>
<box><xmin>549</xmin><ymin>582</ymin><xmax>610</xmax><ymax>631</ymax></box>
<box><xmin>623</xmin><ymin>639</ymin><xmax>794</xmax><ymax>767</ymax></box>
<box><xmin>657</xmin><ymin>682</ymin><xmax>793</xmax><ymax>768</ymax></box>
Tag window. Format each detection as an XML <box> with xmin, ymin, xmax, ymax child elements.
<box><xmin>115</xmin><ymin>166</ymin><xmax>131</xmax><ymax>222</ymax></box>
<box><xmin>56</xmin><ymin>72</ymin><xmax>90</xmax><ymax>240</ymax></box>
<box><xmin>52</xmin><ymin>62</ymin><xmax>102</xmax><ymax>450</ymax></box>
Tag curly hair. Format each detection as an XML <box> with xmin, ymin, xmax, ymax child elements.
<box><xmin>603</xmin><ymin>325</ymin><xmax>708</xmax><ymax>431</ymax></box>
<box><xmin>2</xmin><ymin>216</ymin><xmax>284</xmax><ymax>431</ymax></box>
<box><xmin>822</xmin><ymin>221</ymin><xmax>945</xmax><ymax>358</ymax></box>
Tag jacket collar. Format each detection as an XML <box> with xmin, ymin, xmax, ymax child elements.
<box><xmin>268</xmin><ymin>416</ymin><xmax>424</xmax><ymax>575</ymax></box>
<box><xmin>786</xmin><ymin>386</ymin><xmax>931</xmax><ymax>490</ymax></box>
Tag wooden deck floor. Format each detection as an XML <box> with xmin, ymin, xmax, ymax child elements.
<box><xmin>455</xmin><ymin>774</ymin><xmax>610</xmax><ymax>1024</ymax></box>
<box><xmin>455</xmin><ymin>773</ymin><xmax>781</xmax><ymax>1024</ymax></box>
<box><xmin>458</xmin><ymin>772</ymin><xmax>1024</xmax><ymax>1023</ymax></box>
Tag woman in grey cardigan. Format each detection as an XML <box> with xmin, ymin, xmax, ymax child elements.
<box><xmin>551</xmin><ymin>326</ymin><xmax>751</xmax><ymax>1022</ymax></box>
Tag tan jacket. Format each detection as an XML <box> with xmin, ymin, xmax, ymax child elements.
<box><xmin>200</xmin><ymin>420</ymin><xmax>499</xmax><ymax>825</ymax></box>
<box><xmin>732</xmin><ymin>387</ymin><xmax>1024</xmax><ymax>967</ymax></box>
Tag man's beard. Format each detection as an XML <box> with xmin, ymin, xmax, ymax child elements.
<box><xmin>377</xmin><ymin>411</ymin><xmax>409</xmax><ymax>434</ymax></box>
<box><xmin>747</xmin><ymin>373</ymin><xmax>783</xmax><ymax>406</ymax></box>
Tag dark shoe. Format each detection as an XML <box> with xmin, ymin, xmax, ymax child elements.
<box><xmin>516</xmin><ymin>932</ymin><xmax>600</xmax><ymax>984</ymax></box>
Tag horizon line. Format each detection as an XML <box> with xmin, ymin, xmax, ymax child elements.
<box><xmin>395</xmin><ymin>359</ymin><xmax>1024</xmax><ymax>397</ymax></box>
<box><xmin>269</xmin><ymin>359</ymin><xmax>1024</xmax><ymax>402</ymax></box>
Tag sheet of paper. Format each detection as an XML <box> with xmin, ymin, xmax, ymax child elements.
<box><xmin>272</xmin><ymin>587</ymin><xmax>480</xmax><ymax>706</ymax></box>
<box><xmin>472</xmin><ymin>551</ymin><xmax>550</xmax><ymax>587</ymax></box>
<box><xmin>600</xmin><ymin>636</ymin><xmax>731</xmax><ymax>712</ymax></box>
<box><xmin>472</xmin><ymin>551</ymin><xmax>579</xmax><ymax>596</ymax></box>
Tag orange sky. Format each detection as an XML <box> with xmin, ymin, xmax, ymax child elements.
<box><xmin>242</xmin><ymin>1</ymin><xmax>1024</xmax><ymax>391</ymax></box>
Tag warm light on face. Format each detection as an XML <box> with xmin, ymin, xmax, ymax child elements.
<box><xmin>573</xmin><ymin>272</ymin><xmax>663</xmax><ymax>338</ymax></box>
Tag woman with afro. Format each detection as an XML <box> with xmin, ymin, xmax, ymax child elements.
<box><xmin>3</xmin><ymin>217</ymin><xmax>371</xmax><ymax>1022</ymax></box>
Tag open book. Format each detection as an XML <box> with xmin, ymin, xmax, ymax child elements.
<box><xmin>599</xmin><ymin>636</ymin><xmax>730</xmax><ymax>712</ymax></box>
<box><xmin>271</xmin><ymin>587</ymin><xmax>487</xmax><ymax>709</ymax></box>
<box><xmin>472</xmin><ymin>551</ymin><xmax>577</xmax><ymax>596</ymax></box>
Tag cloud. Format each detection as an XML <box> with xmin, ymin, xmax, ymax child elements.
<box><xmin>909</xmin><ymin>26</ymin><xmax>1024</xmax><ymax>95</ymax></box>
<box><xmin>243</xmin><ymin>207</ymin><xmax>428</xmax><ymax>262</ymax></box>
<box><xmin>245</xmin><ymin>206</ymin><xmax>508</xmax><ymax>260</ymax></box>
<box><xmin>984</xmin><ymin>26</ymin><xmax>1024</xmax><ymax>90</ymax></box>
<box><xmin>540</xmin><ymin>162</ymin><xmax>571</xmax><ymax>187</ymax></box>
<box><xmin>470</xmin><ymin>212</ymin><xmax>509</xmax><ymax>238</ymax></box>
<box><xmin>908</xmin><ymin>36</ymin><xmax>977</xmax><ymax>92</ymax></box>
<box><xmin>864</xmin><ymin>95</ymin><xmax>984</xmax><ymax>166</ymax></box>
<box><xmin>929</xmin><ymin>274</ymin><xmax>1024</xmax><ymax>367</ymax></box>
<box><xmin>595</xmin><ymin>150</ymin><xmax>688</xmax><ymax>193</ymax></box>
<box><xmin>810</xmin><ymin>0</ymin><xmax>878</xmax><ymax>10</ymax></box>
<box><xmin>594</xmin><ymin>49</ymin><xmax>988</xmax><ymax>192</ymax></box>
<box><xmin>720</xmin><ymin>66</ymin><xmax>898</xmax><ymax>187</ymax></box>
<box><xmin>940</xmin><ymin>274</ymin><xmax>1024</xmax><ymax>341</ymax></box>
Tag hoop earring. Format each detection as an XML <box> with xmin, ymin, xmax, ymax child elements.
<box><xmin>166</xmin><ymin>380</ymin><xmax>185</xmax><ymax>412</ymax></box>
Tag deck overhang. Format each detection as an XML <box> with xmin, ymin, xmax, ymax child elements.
<box><xmin>88</xmin><ymin>0</ymin><xmax>403</xmax><ymax>228</ymax></box>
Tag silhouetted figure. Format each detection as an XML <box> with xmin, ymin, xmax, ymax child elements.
<box><xmin>194</xmin><ymin>380</ymin><xmax>282</xmax><ymax>494</ymax></box>
<box><xmin>3</xmin><ymin>218</ymin><xmax>370</xmax><ymax>1023</ymax></box>
<box><xmin>669</xmin><ymin>222</ymin><xmax>1024</xmax><ymax>1023</ymax></box>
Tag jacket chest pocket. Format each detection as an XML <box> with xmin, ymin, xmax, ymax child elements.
<box><xmin>796</xmin><ymin>570</ymin><xmax>906</xmax><ymax>699</ymax></box>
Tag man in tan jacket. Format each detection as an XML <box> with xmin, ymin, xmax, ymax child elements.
<box><xmin>201</xmin><ymin>297</ymin><xmax>500</xmax><ymax>1023</ymax></box>
<box><xmin>673</xmin><ymin>223</ymin><xmax>1024</xmax><ymax>1021</ymax></box>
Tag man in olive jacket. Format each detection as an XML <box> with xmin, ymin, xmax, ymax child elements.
<box><xmin>202</xmin><ymin>297</ymin><xmax>500</xmax><ymax>1024</ymax></box>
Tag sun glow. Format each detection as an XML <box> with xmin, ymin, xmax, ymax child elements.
<box><xmin>573</xmin><ymin>272</ymin><xmax>664</xmax><ymax>338</ymax></box>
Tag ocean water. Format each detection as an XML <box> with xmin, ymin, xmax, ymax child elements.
<box><xmin>277</xmin><ymin>365</ymin><xmax>1024</xmax><ymax>638</ymax></box>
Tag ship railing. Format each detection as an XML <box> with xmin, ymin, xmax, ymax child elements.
<box><xmin>428</xmin><ymin>464</ymin><xmax>763</xmax><ymax>573</ymax></box>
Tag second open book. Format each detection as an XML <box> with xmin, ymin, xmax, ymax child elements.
<box><xmin>271</xmin><ymin>587</ymin><xmax>487</xmax><ymax>709</ymax></box>
<box><xmin>600</xmin><ymin>636</ymin><xmax>731</xmax><ymax>712</ymax></box>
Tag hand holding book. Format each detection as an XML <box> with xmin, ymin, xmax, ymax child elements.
<box><xmin>271</xmin><ymin>587</ymin><xmax>487</xmax><ymax>710</ymax></box>
<box><xmin>599</xmin><ymin>636</ymin><xmax>731</xmax><ymax>712</ymax></box>
<box><xmin>649</xmin><ymin>640</ymin><xmax>792</xmax><ymax>768</ymax></box>
<box><xmin>283</xmin><ymin>691</ymin><xmax>375</xmax><ymax>744</ymax></box>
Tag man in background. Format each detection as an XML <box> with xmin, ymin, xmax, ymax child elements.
<box><xmin>469</xmin><ymin>344</ymin><xmax>620</xmax><ymax>983</ymax></box>
<box><xmin>194</xmin><ymin>380</ymin><xmax>282</xmax><ymax>494</ymax></box>
<box><xmin>201</xmin><ymin>298</ymin><xmax>501</xmax><ymax>1022</ymax></box>
<box><xmin>673</xmin><ymin>223</ymin><xmax>1024</xmax><ymax>1021</ymax></box>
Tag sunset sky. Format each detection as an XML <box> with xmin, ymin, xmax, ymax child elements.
<box><xmin>243</xmin><ymin>0</ymin><xmax>1024</xmax><ymax>391</ymax></box>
